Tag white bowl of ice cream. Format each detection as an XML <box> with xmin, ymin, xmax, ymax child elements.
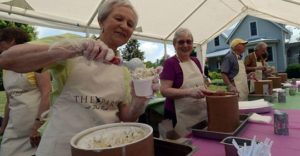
<box><xmin>70</xmin><ymin>122</ymin><xmax>154</xmax><ymax>156</ymax></box>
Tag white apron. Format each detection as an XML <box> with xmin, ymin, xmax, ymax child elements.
<box><xmin>234</xmin><ymin>60</ymin><xmax>249</xmax><ymax>101</ymax></box>
<box><xmin>250</xmin><ymin>61</ymin><xmax>263</xmax><ymax>93</ymax></box>
<box><xmin>174</xmin><ymin>59</ymin><xmax>207</xmax><ymax>137</ymax></box>
<box><xmin>0</xmin><ymin>71</ymin><xmax>40</xmax><ymax>156</ymax></box>
<box><xmin>36</xmin><ymin>57</ymin><xmax>128</xmax><ymax>156</ymax></box>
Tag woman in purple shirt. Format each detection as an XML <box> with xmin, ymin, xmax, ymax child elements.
<box><xmin>160</xmin><ymin>28</ymin><xmax>215</xmax><ymax>136</ymax></box>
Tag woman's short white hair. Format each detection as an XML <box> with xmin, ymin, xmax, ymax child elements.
<box><xmin>98</xmin><ymin>0</ymin><xmax>138</xmax><ymax>28</ymax></box>
<box><xmin>173</xmin><ymin>28</ymin><xmax>193</xmax><ymax>45</ymax></box>
<box><xmin>255</xmin><ymin>42</ymin><xmax>267</xmax><ymax>50</ymax></box>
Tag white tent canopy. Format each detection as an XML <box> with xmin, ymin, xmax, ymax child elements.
<box><xmin>1</xmin><ymin>0</ymin><xmax>300</xmax><ymax>62</ymax></box>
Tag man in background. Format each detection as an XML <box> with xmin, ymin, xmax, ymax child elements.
<box><xmin>221</xmin><ymin>38</ymin><xmax>249</xmax><ymax>101</ymax></box>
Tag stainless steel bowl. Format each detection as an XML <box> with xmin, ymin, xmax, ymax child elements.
<box><xmin>70</xmin><ymin>122</ymin><xmax>154</xmax><ymax>156</ymax></box>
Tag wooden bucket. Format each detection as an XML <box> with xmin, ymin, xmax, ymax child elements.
<box><xmin>254</xmin><ymin>80</ymin><xmax>273</xmax><ymax>95</ymax></box>
<box><xmin>206</xmin><ymin>95</ymin><xmax>239</xmax><ymax>132</ymax></box>
<box><xmin>268</xmin><ymin>76</ymin><xmax>281</xmax><ymax>88</ymax></box>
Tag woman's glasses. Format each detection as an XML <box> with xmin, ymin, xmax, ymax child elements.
<box><xmin>177</xmin><ymin>39</ymin><xmax>193</xmax><ymax>45</ymax></box>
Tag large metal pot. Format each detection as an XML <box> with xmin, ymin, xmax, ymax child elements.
<box><xmin>70</xmin><ymin>122</ymin><xmax>154</xmax><ymax>156</ymax></box>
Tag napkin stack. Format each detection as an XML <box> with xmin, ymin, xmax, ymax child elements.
<box><xmin>239</xmin><ymin>99</ymin><xmax>272</xmax><ymax>114</ymax></box>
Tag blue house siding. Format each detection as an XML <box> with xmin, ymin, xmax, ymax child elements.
<box><xmin>206</xmin><ymin>34</ymin><xmax>229</xmax><ymax>53</ymax></box>
<box><xmin>207</xmin><ymin>16</ymin><xmax>288</xmax><ymax>72</ymax></box>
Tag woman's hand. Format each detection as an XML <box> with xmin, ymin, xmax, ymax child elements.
<box><xmin>152</xmin><ymin>75</ymin><xmax>160</xmax><ymax>93</ymax></box>
<box><xmin>49</xmin><ymin>39</ymin><xmax>112</xmax><ymax>62</ymax></box>
<box><xmin>228</xmin><ymin>84</ymin><xmax>239</xmax><ymax>93</ymax></box>
<box><xmin>82</xmin><ymin>39</ymin><xmax>111</xmax><ymax>61</ymax></box>
<box><xmin>188</xmin><ymin>87</ymin><xmax>205</xmax><ymax>99</ymax></box>
<box><xmin>119</xmin><ymin>82</ymin><xmax>150</xmax><ymax>122</ymax></box>
<box><xmin>247</xmin><ymin>72</ymin><xmax>258</xmax><ymax>81</ymax></box>
<box><xmin>29</xmin><ymin>120</ymin><xmax>43</xmax><ymax>147</ymax></box>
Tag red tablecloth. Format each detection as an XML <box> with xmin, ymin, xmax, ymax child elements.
<box><xmin>191</xmin><ymin>109</ymin><xmax>300</xmax><ymax>156</ymax></box>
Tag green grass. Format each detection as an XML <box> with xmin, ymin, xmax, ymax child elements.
<box><xmin>0</xmin><ymin>91</ymin><xmax>6</xmax><ymax>116</ymax></box>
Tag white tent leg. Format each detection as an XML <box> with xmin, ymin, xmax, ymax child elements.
<box><xmin>163</xmin><ymin>41</ymin><xmax>167</xmax><ymax>60</ymax></box>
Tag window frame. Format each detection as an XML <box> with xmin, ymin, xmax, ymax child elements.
<box><xmin>214</xmin><ymin>36</ymin><xmax>220</xmax><ymax>47</ymax></box>
<box><xmin>249</xmin><ymin>21</ymin><xmax>258</xmax><ymax>37</ymax></box>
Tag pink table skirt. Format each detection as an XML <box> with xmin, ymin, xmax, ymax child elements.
<box><xmin>191</xmin><ymin>109</ymin><xmax>300</xmax><ymax>156</ymax></box>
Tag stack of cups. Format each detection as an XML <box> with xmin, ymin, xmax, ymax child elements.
<box><xmin>274</xmin><ymin>110</ymin><xmax>289</xmax><ymax>136</ymax></box>
<box><xmin>272</xmin><ymin>91</ymin><xmax>278</xmax><ymax>103</ymax></box>
<box><xmin>289</xmin><ymin>86</ymin><xmax>297</xmax><ymax>96</ymax></box>
<box><xmin>278</xmin><ymin>89</ymin><xmax>286</xmax><ymax>103</ymax></box>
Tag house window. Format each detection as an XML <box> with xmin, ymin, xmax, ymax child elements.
<box><xmin>250</xmin><ymin>22</ymin><xmax>257</xmax><ymax>36</ymax></box>
<box><xmin>214</xmin><ymin>37</ymin><xmax>220</xmax><ymax>46</ymax></box>
<box><xmin>266</xmin><ymin>47</ymin><xmax>273</xmax><ymax>62</ymax></box>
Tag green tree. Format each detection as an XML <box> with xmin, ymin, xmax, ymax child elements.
<box><xmin>121</xmin><ymin>39</ymin><xmax>145</xmax><ymax>61</ymax></box>
<box><xmin>0</xmin><ymin>20</ymin><xmax>37</xmax><ymax>91</ymax></box>
<box><xmin>156</xmin><ymin>54</ymin><xmax>169</xmax><ymax>66</ymax></box>
<box><xmin>144</xmin><ymin>61</ymin><xmax>157</xmax><ymax>68</ymax></box>
<box><xmin>0</xmin><ymin>20</ymin><xmax>37</xmax><ymax>40</ymax></box>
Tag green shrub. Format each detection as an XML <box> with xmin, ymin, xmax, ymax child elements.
<box><xmin>209</xmin><ymin>71</ymin><xmax>222</xmax><ymax>79</ymax></box>
<box><xmin>211</xmin><ymin>79</ymin><xmax>225</xmax><ymax>86</ymax></box>
<box><xmin>286</xmin><ymin>64</ymin><xmax>300</xmax><ymax>78</ymax></box>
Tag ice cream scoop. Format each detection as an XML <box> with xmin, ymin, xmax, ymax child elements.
<box><xmin>104</xmin><ymin>49</ymin><xmax>122</xmax><ymax>65</ymax></box>
<box><xmin>124</xmin><ymin>58</ymin><xmax>144</xmax><ymax>71</ymax></box>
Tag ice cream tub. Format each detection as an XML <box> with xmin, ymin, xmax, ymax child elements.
<box><xmin>277</xmin><ymin>73</ymin><xmax>288</xmax><ymax>83</ymax></box>
<box><xmin>254</xmin><ymin>80</ymin><xmax>273</xmax><ymax>95</ymax></box>
<box><xmin>268</xmin><ymin>76</ymin><xmax>281</xmax><ymax>88</ymax></box>
<box><xmin>70</xmin><ymin>123</ymin><xmax>154</xmax><ymax>156</ymax></box>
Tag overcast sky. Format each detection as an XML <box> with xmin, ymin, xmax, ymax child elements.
<box><xmin>36</xmin><ymin>26</ymin><xmax>175</xmax><ymax>62</ymax></box>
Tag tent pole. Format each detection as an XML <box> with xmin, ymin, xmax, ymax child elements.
<box><xmin>164</xmin><ymin>0</ymin><xmax>208</xmax><ymax>41</ymax></box>
<box><xmin>86</xmin><ymin>0</ymin><xmax>105</xmax><ymax>27</ymax></box>
<box><xmin>238</xmin><ymin>0</ymin><xmax>248</xmax><ymax>8</ymax></box>
<box><xmin>85</xmin><ymin>28</ymin><xmax>90</xmax><ymax>38</ymax></box>
<box><xmin>282</xmin><ymin>0</ymin><xmax>300</xmax><ymax>6</ymax></box>
<box><xmin>163</xmin><ymin>41</ymin><xmax>167</xmax><ymax>60</ymax></box>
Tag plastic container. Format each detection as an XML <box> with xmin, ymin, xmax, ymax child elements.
<box><xmin>278</xmin><ymin>90</ymin><xmax>286</xmax><ymax>103</ymax></box>
<box><xmin>274</xmin><ymin>110</ymin><xmax>289</xmax><ymax>136</ymax></box>
<box><xmin>221</xmin><ymin>136</ymin><xmax>254</xmax><ymax>156</ymax></box>
<box><xmin>289</xmin><ymin>87</ymin><xmax>297</xmax><ymax>96</ymax></box>
<box><xmin>133</xmin><ymin>77</ymin><xmax>154</xmax><ymax>97</ymax></box>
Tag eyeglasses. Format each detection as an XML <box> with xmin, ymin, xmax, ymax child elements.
<box><xmin>177</xmin><ymin>39</ymin><xmax>193</xmax><ymax>45</ymax></box>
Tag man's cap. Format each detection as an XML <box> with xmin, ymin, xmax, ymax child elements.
<box><xmin>230</xmin><ymin>38</ymin><xmax>248</xmax><ymax>48</ymax></box>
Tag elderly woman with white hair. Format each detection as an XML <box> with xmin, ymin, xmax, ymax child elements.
<box><xmin>0</xmin><ymin>0</ymin><xmax>155</xmax><ymax>156</ymax></box>
<box><xmin>160</xmin><ymin>28</ymin><xmax>217</xmax><ymax>137</ymax></box>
